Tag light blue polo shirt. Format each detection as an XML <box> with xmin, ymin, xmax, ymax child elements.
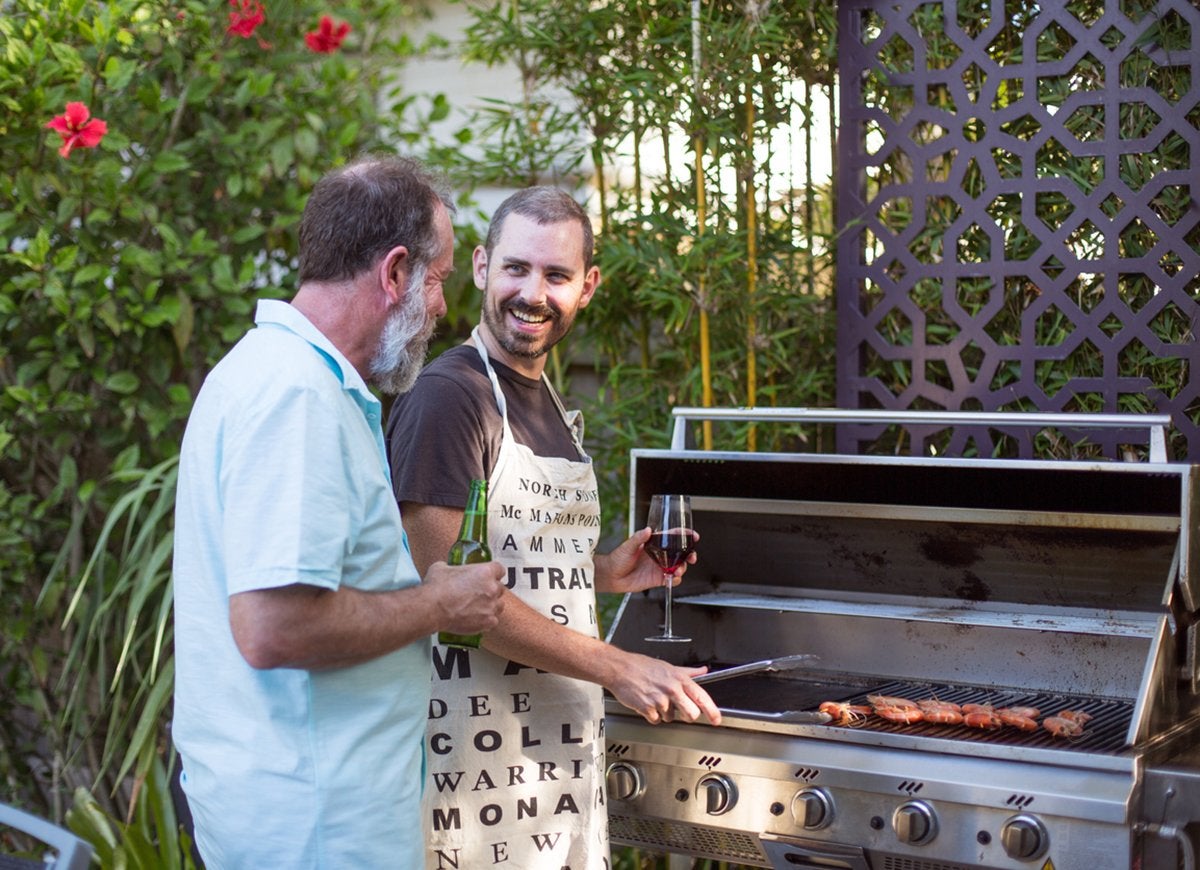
<box><xmin>172</xmin><ymin>299</ymin><xmax>429</xmax><ymax>868</ymax></box>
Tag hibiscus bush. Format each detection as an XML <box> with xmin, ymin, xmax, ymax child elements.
<box><xmin>0</xmin><ymin>0</ymin><xmax>443</xmax><ymax>841</ymax></box>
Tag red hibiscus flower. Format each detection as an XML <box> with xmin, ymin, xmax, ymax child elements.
<box><xmin>305</xmin><ymin>15</ymin><xmax>351</xmax><ymax>53</ymax></box>
<box><xmin>45</xmin><ymin>102</ymin><xmax>108</xmax><ymax>158</ymax></box>
<box><xmin>227</xmin><ymin>0</ymin><xmax>265</xmax><ymax>38</ymax></box>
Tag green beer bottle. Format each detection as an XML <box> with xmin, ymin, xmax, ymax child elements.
<box><xmin>437</xmin><ymin>478</ymin><xmax>491</xmax><ymax>649</ymax></box>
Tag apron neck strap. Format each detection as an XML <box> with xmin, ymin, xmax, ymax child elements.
<box><xmin>469</xmin><ymin>326</ymin><xmax>587</xmax><ymax>459</ymax></box>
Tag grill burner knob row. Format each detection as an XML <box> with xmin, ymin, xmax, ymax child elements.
<box><xmin>892</xmin><ymin>800</ymin><xmax>938</xmax><ymax>846</ymax></box>
<box><xmin>1001</xmin><ymin>814</ymin><xmax>1049</xmax><ymax>861</ymax></box>
<box><xmin>604</xmin><ymin>762</ymin><xmax>643</xmax><ymax>802</ymax></box>
<box><xmin>696</xmin><ymin>773</ymin><xmax>738</xmax><ymax>815</ymax></box>
<box><xmin>791</xmin><ymin>787</ymin><xmax>834</xmax><ymax>830</ymax></box>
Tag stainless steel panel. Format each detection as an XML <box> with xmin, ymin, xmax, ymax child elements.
<box><xmin>607</xmin><ymin>718</ymin><xmax>1139</xmax><ymax>868</ymax></box>
<box><xmin>1179</xmin><ymin>467</ymin><xmax>1199</xmax><ymax>615</ymax></box>
<box><xmin>1140</xmin><ymin>741</ymin><xmax>1200</xmax><ymax>870</ymax></box>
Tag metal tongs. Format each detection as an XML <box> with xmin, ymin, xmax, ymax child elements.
<box><xmin>693</xmin><ymin>654</ymin><xmax>818</xmax><ymax>685</ymax></box>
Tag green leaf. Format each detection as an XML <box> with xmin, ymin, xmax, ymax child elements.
<box><xmin>113</xmin><ymin>657</ymin><xmax>175</xmax><ymax>787</ymax></box>
<box><xmin>111</xmin><ymin>445</ymin><xmax>141</xmax><ymax>474</ymax></box>
<box><xmin>152</xmin><ymin>151</ymin><xmax>190</xmax><ymax>174</ymax></box>
<box><xmin>4</xmin><ymin>35</ymin><xmax>32</xmax><ymax>67</ymax></box>
<box><xmin>105</xmin><ymin>371</ymin><xmax>140</xmax><ymax>394</ymax></box>
<box><xmin>5</xmin><ymin>385</ymin><xmax>34</xmax><ymax>403</ymax></box>
<box><xmin>270</xmin><ymin>136</ymin><xmax>294</xmax><ymax>177</ymax></box>
<box><xmin>295</xmin><ymin>127</ymin><xmax>318</xmax><ymax>161</ymax></box>
<box><xmin>337</xmin><ymin>120</ymin><xmax>360</xmax><ymax>146</ymax></box>
<box><xmin>30</xmin><ymin>645</ymin><xmax>47</xmax><ymax>682</ymax></box>
<box><xmin>73</xmin><ymin>263</ymin><xmax>111</xmax><ymax>286</ymax></box>
<box><xmin>172</xmin><ymin>289</ymin><xmax>194</xmax><ymax>356</ymax></box>
<box><xmin>231</xmin><ymin>225</ymin><xmax>264</xmax><ymax>244</ymax></box>
<box><xmin>212</xmin><ymin>255</ymin><xmax>235</xmax><ymax>290</ymax></box>
<box><xmin>26</xmin><ymin>227</ymin><xmax>51</xmax><ymax>267</ymax></box>
<box><xmin>77</xmin><ymin>320</ymin><xmax>96</xmax><ymax>357</ymax></box>
<box><xmin>103</xmin><ymin>55</ymin><xmax>138</xmax><ymax>90</ymax></box>
<box><xmin>95</xmin><ymin>297</ymin><xmax>122</xmax><ymax>335</ymax></box>
<box><xmin>48</xmin><ymin>40</ymin><xmax>85</xmax><ymax>74</ymax></box>
<box><xmin>430</xmin><ymin>93</ymin><xmax>451</xmax><ymax>122</ymax></box>
<box><xmin>68</xmin><ymin>788</ymin><xmax>119</xmax><ymax>863</ymax></box>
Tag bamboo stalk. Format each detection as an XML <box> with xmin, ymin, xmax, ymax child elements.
<box><xmin>696</xmin><ymin>138</ymin><xmax>713</xmax><ymax>451</ymax></box>
<box><xmin>693</xmin><ymin>0</ymin><xmax>713</xmax><ymax>450</ymax></box>
<box><xmin>804</xmin><ymin>78</ymin><xmax>815</xmax><ymax>298</ymax></box>
<box><xmin>744</xmin><ymin>76</ymin><xmax>758</xmax><ymax>452</ymax></box>
<box><xmin>634</xmin><ymin>101</ymin><xmax>650</xmax><ymax>371</ymax></box>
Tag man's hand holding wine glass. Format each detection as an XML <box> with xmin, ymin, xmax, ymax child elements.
<box><xmin>594</xmin><ymin>526</ymin><xmax>700</xmax><ymax>595</ymax></box>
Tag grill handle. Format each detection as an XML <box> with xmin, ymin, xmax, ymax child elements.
<box><xmin>759</xmin><ymin>833</ymin><xmax>870</xmax><ymax>869</ymax></box>
<box><xmin>669</xmin><ymin>407</ymin><xmax>1171</xmax><ymax>462</ymax></box>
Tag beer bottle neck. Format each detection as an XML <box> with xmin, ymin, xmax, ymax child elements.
<box><xmin>458</xmin><ymin>481</ymin><xmax>488</xmax><ymax>541</ymax></box>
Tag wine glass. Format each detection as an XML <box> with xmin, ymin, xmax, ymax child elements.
<box><xmin>644</xmin><ymin>494</ymin><xmax>695</xmax><ymax>642</ymax></box>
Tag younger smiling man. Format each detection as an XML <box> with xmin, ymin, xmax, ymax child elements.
<box><xmin>386</xmin><ymin>186</ymin><xmax>721</xmax><ymax>869</ymax></box>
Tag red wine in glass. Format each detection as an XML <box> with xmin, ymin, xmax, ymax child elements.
<box><xmin>645</xmin><ymin>531</ymin><xmax>696</xmax><ymax>574</ymax></box>
<box><xmin>645</xmin><ymin>494</ymin><xmax>694</xmax><ymax>642</ymax></box>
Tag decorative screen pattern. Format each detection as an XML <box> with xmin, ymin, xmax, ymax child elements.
<box><xmin>835</xmin><ymin>0</ymin><xmax>1200</xmax><ymax>459</ymax></box>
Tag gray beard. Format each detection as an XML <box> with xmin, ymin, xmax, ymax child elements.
<box><xmin>370</xmin><ymin>264</ymin><xmax>433</xmax><ymax>395</ymax></box>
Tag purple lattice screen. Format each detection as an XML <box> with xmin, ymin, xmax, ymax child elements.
<box><xmin>835</xmin><ymin>0</ymin><xmax>1200</xmax><ymax>458</ymax></box>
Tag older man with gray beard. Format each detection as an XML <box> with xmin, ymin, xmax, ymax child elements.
<box><xmin>171</xmin><ymin>156</ymin><xmax>506</xmax><ymax>869</ymax></box>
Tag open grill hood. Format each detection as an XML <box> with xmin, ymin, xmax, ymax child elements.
<box><xmin>611</xmin><ymin>447</ymin><xmax>1200</xmax><ymax>747</ymax></box>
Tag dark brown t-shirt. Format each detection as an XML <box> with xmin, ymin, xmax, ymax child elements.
<box><xmin>386</xmin><ymin>344</ymin><xmax>584</xmax><ymax>509</ymax></box>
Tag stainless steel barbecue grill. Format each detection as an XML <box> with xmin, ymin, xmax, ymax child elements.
<box><xmin>604</xmin><ymin>409</ymin><xmax>1200</xmax><ymax>870</ymax></box>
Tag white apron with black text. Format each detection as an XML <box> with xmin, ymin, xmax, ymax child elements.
<box><xmin>423</xmin><ymin>332</ymin><xmax>607</xmax><ymax>869</ymax></box>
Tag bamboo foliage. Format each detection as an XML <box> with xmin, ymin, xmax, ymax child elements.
<box><xmin>452</xmin><ymin>0</ymin><xmax>839</xmax><ymax>511</ymax></box>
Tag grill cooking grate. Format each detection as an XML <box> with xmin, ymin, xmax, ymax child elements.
<box><xmin>835</xmin><ymin>680</ymin><xmax>1133</xmax><ymax>753</ymax></box>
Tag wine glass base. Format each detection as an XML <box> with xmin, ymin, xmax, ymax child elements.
<box><xmin>645</xmin><ymin>634</ymin><xmax>691</xmax><ymax>642</ymax></box>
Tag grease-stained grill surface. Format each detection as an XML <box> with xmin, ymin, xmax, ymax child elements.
<box><xmin>700</xmin><ymin>672</ymin><xmax>1132</xmax><ymax>752</ymax></box>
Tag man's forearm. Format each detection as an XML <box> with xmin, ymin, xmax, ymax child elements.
<box><xmin>230</xmin><ymin>582</ymin><xmax>445</xmax><ymax>670</ymax></box>
<box><xmin>481</xmin><ymin>590</ymin><xmax>622</xmax><ymax>684</ymax></box>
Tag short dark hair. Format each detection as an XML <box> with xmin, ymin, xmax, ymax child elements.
<box><xmin>484</xmin><ymin>187</ymin><xmax>594</xmax><ymax>271</ymax></box>
<box><xmin>298</xmin><ymin>155</ymin><xmax>455</xmax><ymax>284</ymax></box>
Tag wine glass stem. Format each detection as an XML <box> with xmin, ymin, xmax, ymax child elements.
<box><xmin>662</xmin><ymin>572</ymin><xmax>673</xmax><ymax>637</ymax></box>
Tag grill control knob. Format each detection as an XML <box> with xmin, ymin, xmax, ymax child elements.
<box><xmin>791</xmin><ymin>787</ymin><xmax>834</xmax><ymax>830</ymax></box>
<box><xmin>696</xmin><ymin>773</ymin><xmax>737</xmax><ymax>815</ymax></box>
<box><xmin>1001</xmin><ymin>814</ymin><xmax>1048</xmax><ymax>861</ymax></box>
<box><xmin>893</xmin><ymin>801</ymin><xmax>937</xmax><ymax>846</ymax></box>
<box><xmin>605</xmin><ymin>762</ymin><xmax>643</xmax><ymax>802</ymax></box>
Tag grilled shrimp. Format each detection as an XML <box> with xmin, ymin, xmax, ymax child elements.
<box><xmin>867</xmin><ymin>695</ymin><xmax>919</xmax><ymax>710</ymax></box>
<box><xmin>1043</xmin><ymin>709</ymin><xmax>1091</xmax><ymax>738</ymax></box>
<box><xmin>963</xmin><ymin>709</ymin><xmax>1003</xmax><ymax>729</ymax></box>
<box><xmin>818</xmin><ymin>701</ymin><xmax>873</xmax><ymax>726</ymax></box>
<box><xmin>996</xmin><ymin>707</ymin><xmax>1040</xmax><ymax>731</ymax></box>
<box><xmin>916</xmin><ymin>699</ymin><xmax>963</xmax><ymax>725</ymax></box>
<box><xmin>867</xmin><ymin>695</ymin><xmax>924</xmax><ymax>724</ymax></box>
<box><xmin>1057</xmin><ymin>709</ymin><xmax>1092</xmax><ymax>724</ymax></box>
